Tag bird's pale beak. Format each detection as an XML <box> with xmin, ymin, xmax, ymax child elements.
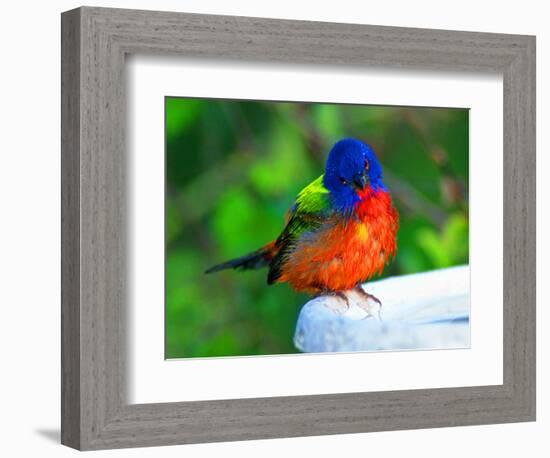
<box><xmin>352</xmin><ymin>173</ymin><xmax>368</xmax><ymax>190</ymax></box>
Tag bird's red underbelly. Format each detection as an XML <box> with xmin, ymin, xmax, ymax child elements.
<box><xmin>279</xmin><ymin>209</ymin><xmax>397</xmax><ymax>293</ymax></box>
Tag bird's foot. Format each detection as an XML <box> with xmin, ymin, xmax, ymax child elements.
<box><xmin>352</xmin><ymin>286</ymin><xmax>383</xmax><ymax>321</ymax></box>
<box><xmin>319</xmin><ymin>291</ymin><xmax>350</xmax><ymax>314</ymax></box>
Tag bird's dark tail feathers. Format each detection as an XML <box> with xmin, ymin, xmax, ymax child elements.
<box><xmin>204</xmin><ymin>243</ymin><xmax>275</xmax><ymax>274</ymax></box>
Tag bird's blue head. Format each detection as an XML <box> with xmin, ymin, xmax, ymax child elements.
<box><xmin>323</xmin><ymin>138</ymin><xmax>386</xmax><ymax>214</ymax></box>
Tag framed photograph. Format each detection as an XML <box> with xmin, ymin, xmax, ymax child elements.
<box><xmin>61</xmin><ymin>6</ymin><xmax>536</xmax><ymax>450</ymax></box>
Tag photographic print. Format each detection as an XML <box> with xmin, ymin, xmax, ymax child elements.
<box><xmin>165</xmin><ymin>97</ymin><xmax>469</xmax><ymax>359</ymax></box>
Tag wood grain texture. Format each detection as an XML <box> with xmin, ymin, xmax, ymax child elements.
<box><xmin>60</xmin><ymin>8</ymin><xmax>81</xmax><ymax>449</ymax></box>
<box><xmin>60</xmin><ymin>6</ymin><xmax>536</xmax><ymax>450</ymax></box>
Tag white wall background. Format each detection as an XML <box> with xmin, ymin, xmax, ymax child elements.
<box><xmin>0</xmin><ymin>0</ymin><xmax>546</xmax><ymax>456</ymax></box>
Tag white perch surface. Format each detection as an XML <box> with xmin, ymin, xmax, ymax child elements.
<box><xmin>293</xmin><ymin>265</ymin><xmax>470</xmax><ymax>353</ymax></box>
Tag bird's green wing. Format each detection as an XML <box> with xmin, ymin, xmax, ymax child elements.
<box><xmin>267</xmin><ymin>175</ymin><xmax>331</xmax><ymax>284</ymax></box>
<box><xmin>295</xmin><ymin>174</ymin><xmax>330</xmax><ymax>214</ymax></box>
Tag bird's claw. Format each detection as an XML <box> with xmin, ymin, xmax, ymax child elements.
<box><xmin>319</xmin><ymin>288</ymin><xmax>383</xmax><ymax>320</ymax></box>
<box><xmin>322</xmin><ymin>291</ymin><xmax>350</xmax><ymax>314</ymax></box>
<box><xmin>358</xmin><ymin>301</ymin><xmax>382</xmax><ymax>321</ymax></box>
<box><xmin>353</xmin><ymin>286</ymin><xmax>383</xmax><ymax>321</ymax></box>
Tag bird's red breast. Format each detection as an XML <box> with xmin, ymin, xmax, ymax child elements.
<box><xmin>275</xmin><ymin>188</ymin><xmax>398</xmax><ymax>293</ymax></box>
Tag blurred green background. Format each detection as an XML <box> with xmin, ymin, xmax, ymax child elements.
<box><xmin>165</xmin><ymin>97</ymin><xmax>469</xmax><ymax>359</ymax></box>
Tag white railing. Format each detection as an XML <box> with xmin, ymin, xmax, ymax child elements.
<box><xmin>293</xmin><ymin>265</ymin><xmax>470</xmax><ymax>353</ymax></box>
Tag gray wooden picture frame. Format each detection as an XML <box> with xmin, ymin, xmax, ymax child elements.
<box><xmin>61</xmin><ymin>6</ymin><xmax>536</xmax><ymax>451</ymax></box>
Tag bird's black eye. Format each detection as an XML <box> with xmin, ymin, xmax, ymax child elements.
<box><xmin>339</xmin><ymin>177</ymin><xmax>348</xmax><ymax>185</ymax></box>
<box><xmin>364</xmin><ymin>160</ymin><xmax>370</xmax><ymax>171</ymax></box>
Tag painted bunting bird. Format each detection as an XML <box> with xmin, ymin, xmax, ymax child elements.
<box><xmin>205</xmin><ymin>138</ymin><xmax>398</xmax><ymax>311</ymax></box>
